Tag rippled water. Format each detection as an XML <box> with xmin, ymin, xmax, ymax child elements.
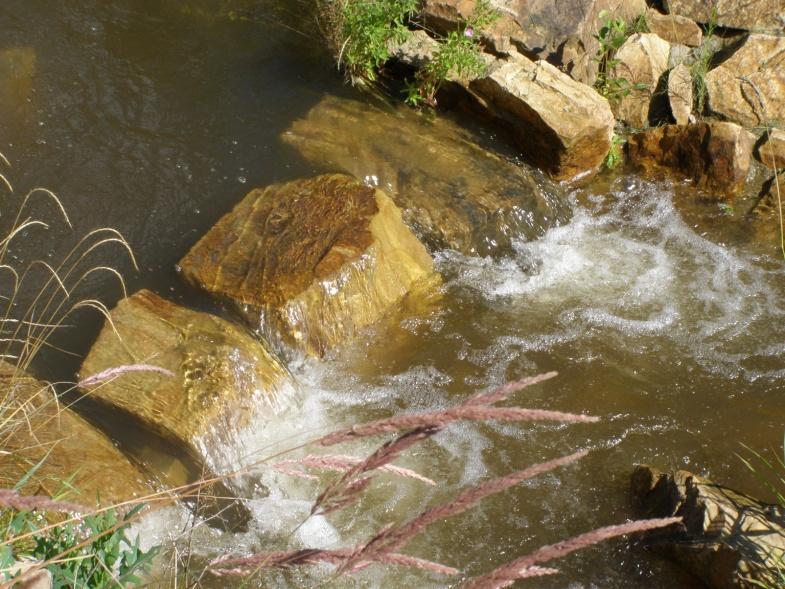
<box><xmin>2</xmin><ymin>2</ymin><xmax>785</xmax><ymax>588</ymax></box>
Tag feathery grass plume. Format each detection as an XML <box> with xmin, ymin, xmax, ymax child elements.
<box><xmin>0</xmin><ymin>488</ymin><xmax>86</xmax><ymax>513</ymax></box>
<box><xmin>461</xmin><ymin>517</ymin><xmax>683</xmax><ymax>589</ymax></box>
<box><xmin>270</xmin><ymin>454</ymin><xmax>436</xmax><ymax>485</ymax></box>
<box><xmin>77</xmin><ymin>364</ymin><xmax>175</xmax><ymax>389</ymax></box>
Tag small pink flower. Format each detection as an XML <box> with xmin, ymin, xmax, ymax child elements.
<box><xmin>464</xmin><ymin>26</ymin><xmax>474</xmax><ymax>38</ymax></box>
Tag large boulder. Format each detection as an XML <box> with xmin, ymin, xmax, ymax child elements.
<box><xmin>0</xmin><ymin>361</ymin><xmax>151</xmax><ymax>506</ymax></box>
<box><xmin>627</xmin><ymin>122</ymin><xmax>755</xmax><ymax>196</ymax></box>
<box><xmin>420</xmin><ymin>0</ymin><xmax>647</xmax><ymax>84</ymax></box>
<box><xmin>610</xmin><ymin>33</ymin><xmax>671</xmax><ymax>128</ymax></box>
<box><xmin>645</xmin><ymin>8</ymin><xmax>703</xmax><ymax>47</ymax></box>
<box><xmin>469</xmin><ymin>51</ymin><xmax>616</xmax><ymax>180</ymax></box>
<box><xmin>757</xmin><ymin>129</ymin><xmax>785</xmax><ymax>170</ymax></box>
<box><xmin>80</xmin><ymin>290</ymin><xmax>297</xmax><ymax>472</ymax></box>
<box><xmin>705</xmin><ymin>34</ymin><xmax>785</xmax><ymax>128</ymax></box>
<box><xmin>179</xmin><ymin>175</ymin><xmax>437</xmax><ymax>357</ymax></box>
<box><xmin>663</xmin><ymin>0</ymin><xmax>785</xmax><ymax>34</ymax></box>
<box><xmin>281</xmin><ymin>96</ymin><xmax>570</xmax><ymax>254</ymax></box>
<box><xmin>632</xmin><ymin>465</ymin><xmax>785</xmax><ymax>589</ymax></box>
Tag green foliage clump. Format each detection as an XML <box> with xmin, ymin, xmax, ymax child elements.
<box><xmin>405</xmin><ymin>0</ymin><xmax>499</xmax><ymax>107</ymax></box>
<box><xmin>690</xmin><ymin>8</ymin><xmax>718</xmax><ymax>115</ymax></box>
<box><xmin>604</xmin><ymin>133</ymin><xmax>626</xmax><ymax>169</ymax></box>
<box><xmin>1</xmin><ymin>504</ymin><xmax>158</xmax><ymax>588</ymax></box>
<box><xmin>593</xmin><ymin>10</ymin><xmax>649</xmax><ymax>102</ymax></box>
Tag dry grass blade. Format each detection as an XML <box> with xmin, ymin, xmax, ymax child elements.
<box><xmin>463</xmin><ymin>372</ymin><xmax>558</xmax><ymax>407</ymax></box>
<box><xmin>0</xmin><ymin>488</ymin><xmax>87</xmax><ymax>514</ymax></box>
<box><xmin>461</xmin><ymin>517</ymin><xmax>682</xmax><ymax>589</ymax></box>
<box><xmin>271</xmin><ymin>454</ymin><xmax>436</xmax><ymax>485</ymax></box>
<box><xmin>77</xmin><ymin>364</ymin><xmax>176</xmax><ymax>388</ymax></box>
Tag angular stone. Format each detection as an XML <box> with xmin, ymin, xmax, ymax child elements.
<box><xmin>705</xmin><ymin>34</ymin><xmax>785</xmax><ymax>128</ymax></box>
<box><xmin>668</xmin><ymin>63</ymin><xmax>694</xmax><ymax>124</ymax></box>
<box><xmin>281</xmin><ymin>96</ymin><xmax>570</xmax><ymax>255</ymax></box>
<box><xmin>390</xmin><ymin>29</ymin><xmax>440</xmax><ymax>70</ymax></box>
<box><xmin>420</xmin><ymin>0</ymin><xmax>648</xmax><ymax>84</ymax></box>
<box><xmin>611</xmin><ymin>33</ymin><xmax>671</xmax><ymax>128</ymax></box>
<box><xmin>645</xmin><ymin>8</ymin><xmax>703</xmax><ymax>47</ymax></box>
<box><xmin>627</xmin><ymin>122</ymin><xmax>755</xmax><ymax>196</ymax></box>
<box><xmin>470</xmin><ymin>52</ymin><xmax>615</xmax><ymax>180</ymax></box>
<box><xmin>179</xmin><ymin>175</ymin><xmax>436</xmax><ymax>357</ymax></box>
<box><xmin>0</xmin><ymin>361</ymin><xmax>151</xmax><ymax>506</ymax></box>
<box><xmin>632</xmin><ymin>465</ymin><xmax>785</xmax><ymax>589</ymax></box>
<box><xmin>80</xmin><ymin>290</ymin><xmax>296</xmax><ymax>471</ymax></box>
<box><xmin>758</xmin><ymin>128</ymin><xmax>785</xmax><ymax>169</ymax></box>
<box><xmin>663</xmin><ymin>0</ymin><xmax>785</xmax><ymax>34</ymax></box>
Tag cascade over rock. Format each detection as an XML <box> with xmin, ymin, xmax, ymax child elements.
<box><xmin>179</xmin><ymin>174</ymin><xmax>437</xmax><ymax>357</ymax></box>
<box><xmin>632</xmin><ymin>465</ymin><xmax>785</xmax><ymax>589</ymax></box>
<box><xmin>627</xmin><ymin>122</ymin><xmax>755</xmax><ymax>196</ymax></box>
<box><xmin>80</xmin><ymin>290</ymin><xmax>296</xmax><ymax>472</ymax></box>
<box><xmin>0</xmin><ymin>361</ymin><xmax>151</xmax><ymax>506</ymax></box>
<box><xmin>281</xmin><ymin>96</ymin><xmax>569</xmax><ymax>254</ymax></box>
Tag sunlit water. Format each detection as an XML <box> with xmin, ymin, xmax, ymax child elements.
<box><xmin>2</xmin><ymin>2</ymin><xmax>785</xmax><ymax>588</ymax></box>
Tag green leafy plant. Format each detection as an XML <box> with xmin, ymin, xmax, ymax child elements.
<box><xmin>593</xmin><ymin>10</ymin><xmax>649</xmax><ymax>102</ymax></box>
<box><xmin>405</xmin><ymin>0</ymin><xmax>499</xmax><ymax>107</ymax></box>
<box><xmin>604</xmin><ymin>133</ymin><xmax>626</xmax><ymax>169</ymax></box>
<box><xmin>690</xmin><ymin>7</ymin><xmax>718</xmax><ymax>115</ymax></box>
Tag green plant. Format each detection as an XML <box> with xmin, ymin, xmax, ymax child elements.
<box><xmin>1</xmin><ymin>504</ymin><xmax>157</xmax><ymax>588</ymax></box>
<box><xmin>604</xmin><ymin>132</ymin><xmax>626</xmax><ymax>169</ymax></box>
<box><xmin>690</xmin><ymin>7</ymin><xmax>718</xmax><ymax>115</ymax></box>
<box><xmin>405</xmin><ymin>0</ymin><xmax>499</xmax><ymax>107</ymax></box>
<box><xmin>593</xmin><ymin>10</ymin><xmax>649</xmax><ymax>102</ymax></box>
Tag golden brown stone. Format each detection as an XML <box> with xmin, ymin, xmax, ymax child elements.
<box><xmin>0</xmin><ymin>361</ymin><xmax>151</xmax><ymax>506</ymax></box>
<box><xmin>179</xmin><ymin>174</ymin><xmax>436</xmax><ymax>357</ymax></box>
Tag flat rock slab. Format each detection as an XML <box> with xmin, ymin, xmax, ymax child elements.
<box><xmin>470</xmin><ymin>52</ymin><xmax>615</xmax><ymax>181</ymax></box>
<box><xmin>281</xmin><ymin>96</ymin><xmax>570</xmax><ymax>255</ymax></box>
<box><xmin>645</xmin><ymin>8</ymin><xmax>703</xmax><ymax>47</ymax></box>
<box><xmin>632</xmin><ymin>465</ymin><xmax>785</xmax><ymax>589</ymax></box>
<box><xmin>0</xmin><ymin>361</ymin><xmax>151</xmax><ymax>506</ymax></box>
<box><xmin>664</xmin><ymin>0</ymin><xmax>785</xmax><ymax>34</ymax></box>
<box><xmin>180</xmin><ymin>174</ymin><xmax>436</xmax><ymax>357</ymax></box>
<box><xmin>627</xmin><ymin>122</ymin><xmax>755</xmax><ymax>196</ymax></box>
<box><xmin>705</xmin><ymin>34</ymin><xmax>785</xmax><ymax>128</ymax></box>
<box><xmin>80</xmin><ymin>289</ymin><xmax>296</xmax><ymax>472</ymax></box>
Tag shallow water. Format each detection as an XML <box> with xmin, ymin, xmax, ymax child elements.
<box><xmin>2</xmin><ymin>2</ymin><xmax>785</xmax><ymax>588</ymax></box>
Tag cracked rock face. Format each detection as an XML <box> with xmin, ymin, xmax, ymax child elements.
<box><xmin>663</xmin><ymin>0</ymin><xmax>785</xmax><ymax>35</ymax></box>
<box><xmin>632</xmin><ymin>465</ymin><xmax>785</xmax><ymax>589</ymax></box>
<box><xmin>179</xmin><ymin>174</ymin><xmax>437</xmax><ymax>357</ymax></box>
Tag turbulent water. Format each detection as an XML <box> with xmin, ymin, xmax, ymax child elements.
<box><xmin>2</xmin><ymin>1</ymin><xmax>785</xmax><ymax>588</ymax></box>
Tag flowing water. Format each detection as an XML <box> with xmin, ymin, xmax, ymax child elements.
<box><xmin>2</xmin><ymin>2</ymin><xmax>785</xmax><ymax>588</ymax></box>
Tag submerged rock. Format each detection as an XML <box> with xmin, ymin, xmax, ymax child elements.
<box><xmin>179</xmin><ymin>174</ymin><xmax>437</xmax><ymax>357</ymax></box>
<box><xmin>705</xmin><ymin>34</ymin><xmax>785</xmax><ymax>128</ymax></box>
<box><xmin>0</xmin><ymin>361</ymin><xmax>151</xmax><ymax>506</ymax></box>
<box><xmin>610</xmin><ymin>33</ymin><xmax>671</xmax><ymax>128</ymax></box>
<box><xmin>663</xmin><ymin>0</ymin><xmax>785</xmax><ymax>34</ymax></box>
<box><xmin>0</xmin><ymin>47</ymin><xmax>36</xmax><ymax>120</ymax></box>
<box><xmin>645</xmin><ymin>8</ymin><xmax>703</xmax><ymax>47</ymax></box>
<box><xmin>627</xmin><ymin>122</ymin><xmax>755</xmax><ymax>196</ymax></box>
<box><xmin>632</xmin><ymin>465</ymin><xmax>785</xmax><ymax>589</ymax></box>
<box><xmin>80</xmin><ymin>289</ymin><xmax>296</xmax><ymax>472</ymax></box>
<box><xmin>668</xmin><ymin>63</ymin><xmax>694</xmax><ymax>125</ymax></box>
<box><xmin>281</xmin><ymin>95</ymin><xmax>569</xmax><ymax>255</ymax></box>
<box><xmin>470</xmin><ymin>51</ymin><xmax>616</xmax><ymax>181</ymax></box>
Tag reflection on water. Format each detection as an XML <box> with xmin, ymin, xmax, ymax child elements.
<box><xmin>2</xmin><ymin>2</ymin><xmax>785</xmax><ymax>588</ymax></box>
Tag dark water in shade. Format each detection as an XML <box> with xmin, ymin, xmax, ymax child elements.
<box><xmin>2</xmin><ymin>2</ymin><xmax>785</xmax><ymax>588</ymax></box>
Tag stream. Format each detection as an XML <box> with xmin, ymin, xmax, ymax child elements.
<box><xmin>2</xmin><ymin>1</ymin><xmax>785</xmax><ymax>587</ymax></box>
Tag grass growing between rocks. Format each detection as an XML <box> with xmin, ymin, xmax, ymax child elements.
<box><xmin>593</xmin><ymin>10</ymin><xmax>648</xmax><ymax>104</ymax></box>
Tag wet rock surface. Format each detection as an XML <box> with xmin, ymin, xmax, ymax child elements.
<box><xmin>632</xmin><ymin>465</ymin><xmax>785</xmax><ymax>589</ymax></box>
<box><xmin>705</xmin><ymin>34</ymin><xmax>785</xmax><ymax>128</ymax></box>
<box><xmin>627</xmin><ymin>122</ymin><xmax>755</xmax><ymax>196</ymax></box>
<box><xmin>0</xmin><ymin>361</ymin><xmax>151</xmax><ymax>506</ymax></box>
<box><xmin>80</xmin><ymin>289</ymin><xmax>296</xmax><ymax>471</ymax></box>
<box><xmin>470</xmin><ymin>51</ymin><xmax>615</xmax><ymax>180</ymax></box>
<box><xmin>281</xmin><ymin>95</ymin><xmax>569</xmax><ymax>254</ymax></box>
<box><xmin>179</xmin><ymin>174</ymin><xmax>437</xmax><ymax>357</ymax></box>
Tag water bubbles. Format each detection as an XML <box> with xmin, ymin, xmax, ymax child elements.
<box><xmin>237</xmin><ymin>175</ymin><xmax>247</xmax><ymax>184</ymax></box>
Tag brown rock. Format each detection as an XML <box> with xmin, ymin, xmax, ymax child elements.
<box><xmin>611</xmin><ymin>33</ymin><xmax>671</xmax><ymax>128</ymax></box>
<box><xmin>627</xmin><ymin>122</ymin><xmax>755</xmax><ymax>196</ymax></box>
<box><xmin>668</xmin><ymin>63</ymin><xmax>694</xmax><ymax>124</ymax></box>
<box><xmin>705</xmin><ymin>34</ymin><xmax>785</xmax><ymax>128</ymax></box>
<box><xmin>757</xmin><ymin>128</ymin><xmax>785</xmax><ymax>170</ymax></box>
<box><xmin>470</xmin><ymin>51</ymin><xmax>616</xmax><ymax>180</ymax></box>
<box><xmin>80</xmin><ymin>290</ymin><xmax>296</xmax><ymax>469</ymax></box>
<box><xmin>645</xmin><ymin>8</ymin><xmax>703</xmax><ymax>47</ymax></box>
<box><xmin>0</xmin><ymin>361</ymin><xmax>151</xmax><ymax>506</ymax></box>
<box><xmin>663</xmin><ymin>0</ymin><xmax>785</xmax><ymax>34</ymax></box>
<box><xmin>179</xmin><ymin>175</ymin><xmax>437</xmax><ymax>357</ymax></box>
<box><xmin>632</xmin><ymin>465</ymin><xmax>785</xmax><ymax>589</ymax></box>
<box><xmin>281</xmin><ymin>95</ymin><xmax>570</xmax><ymax>255</ymax></box>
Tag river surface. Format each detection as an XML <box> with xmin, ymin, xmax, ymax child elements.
<box><xmin>2</xmin><ymin>1</ymin><xmax>785</xmax><ymax>588</ymax></box>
